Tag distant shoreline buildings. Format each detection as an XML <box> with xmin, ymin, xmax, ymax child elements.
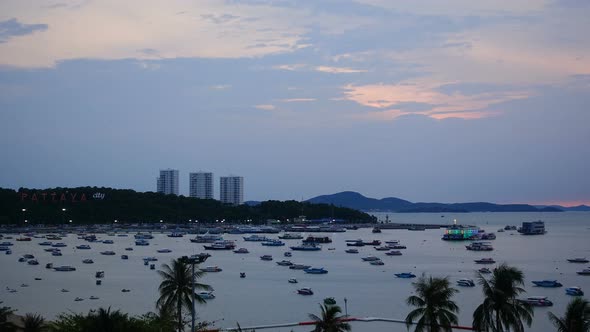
<box><xmin>220</xmin><ymin>176</ymin><xmax>244</xmax><ymax>206</ymax></box>
<box><xmin>189</xmin><ymin>172</ymin><xmax>213</xmax><ymax>199</ymax></box>
<box><xmin>156</xmin><ymin>169</ymin><xmax>179</xmax><ymax>196</ymax></box>
<box><xmin>157</xmin><ymin>169</ymin><xmax>243</xmax><ymax>205</ymax></box>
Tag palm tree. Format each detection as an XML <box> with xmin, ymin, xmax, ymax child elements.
<box><xmin>472</xmin><ymin>263</ymin><xmax>533</xmax><ymax>332</ymax></box>
<box><xmin>85</xmin><ymin>307</ymin><xmax>133</xmax><ymax>332</ymax></box>
<box><xmin>157</xmin><ymin>258</ymin><xmax>212</xmax><ymax>332</ymax></box>
<box><xmin>405</xmin><ymin>275</ymin><xmax>459</xmax><ymax>332</ymax></box>
<box><xmin>308</xmin><ymin>303</ymin><xmax>351</xmax><ymax>332</ymax></box>
<box><xmin>548</xmin><ymin>298</ymin><xmax>590</xmax><ymax>332</ymax></box>
<box><xmin>22</xmin><ymin>313</ymin><xmax>47</xmax><ymax>332</ymax></box>
<box><xmin>0</xmin><ymin>306</ymin><xmax>17</xmax><ymax>332</ymax></box>
<box><xmin>140</xmin><ymin>304</ymin><xmax>176</xmax><ymax>332</ymax></box>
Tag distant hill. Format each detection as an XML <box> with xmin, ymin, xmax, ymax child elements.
<box><xmin>538</xmin><ymin>205</ymin><xmax>590</xmax><ymax>212</ymax></box>
<box><xmin>307</xmin><ymin>191</ymin><xmax>563</xmax><ymax>213</ymax></box>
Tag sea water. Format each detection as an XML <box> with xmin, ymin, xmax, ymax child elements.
<box><xmin>1</xmin><ymin>212</ymin><xmax>589</xmax><ymax>331</ymax></box>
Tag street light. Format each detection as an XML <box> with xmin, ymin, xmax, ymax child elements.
<box><xmin>62</xmin><ymin>208</ymin><xmax>67</xmax><ymax>224</ymax></box>
<box><xmin>179</xmin><ymin>253</ymin><xmax>210</xmax><ymax>332</ymax></box>
<box><xmin>21</xmin><ymin>208</ymin><xmax>26</xmax><ymax>225</ymax></box>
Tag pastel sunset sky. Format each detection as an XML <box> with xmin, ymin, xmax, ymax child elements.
<box><xmin>1</xmin><ymin>0</ymin><xmax>589</xmax><ymax>205</ymax></box>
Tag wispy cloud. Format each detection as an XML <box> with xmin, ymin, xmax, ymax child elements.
<box><xmin>210</xmin><ymin>84</ymin><xmax>232</xmax><ymax>90</ymax></box>
<box><xmin>273</xmin><ymin>64</ymin><xmax>367</xmax><ymax>74</ymax></box>
<box><xmin>273</xmin><ymin>64</ymin><xmax>307</xmax><ymax>71</ymax></box>
<box><xmin>255</xmin><ymin>104</ymin><xmax>276</xmax><ymax>111</ymax></box>
<box><xmin>314</xmin><ymin>66</ymin><xmax>367</xmax><ymax>74</ymax></box>
<box><xmin>0</xmin><ymin>18</ymin><xmax>47</xmax><ymax>43</ymax></box>
<box><xmin>279</xmin><ymin>98</ymin><xmax>316</xmax><ymax>102</ymax></box>
<box><xmin>344</xmin><ymin>80</ymin><xmax>531</xmax><ymax>120</ymax></box>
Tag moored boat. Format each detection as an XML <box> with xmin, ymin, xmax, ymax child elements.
<box><xmin>100</xmin><ymin>251</ymin><xmax>116</xmax><ymax>256</ymax></box>
<box><xmin>54</xmin><ymin>266</ymin><xmax>76</xmax><ymax>272</ymax></box>
<box><xmin>576</xmin><ymin>269</ymin><xmax>590</xmax><ymax>275</ymax></box>
<box><xmin>276</xmin><ymin>260</ymin><xmax>293</xmax><ymax>266</ymax></box>
<box><xmin>289</xmin><ymin>264</ymin><xmax>311</xmax><ymax>270</ymax></box>
<box><xmin>288</xmin><ymin>278</ymin><xmax>298</xmax><ymax>283</ymax></box>
<box><xmin>474</xmin><ymin>258</ymin><xmax>496</xmax><ymax>264</ymax></box>
<box><xmin>302</xmin><ymin>236</ymin><xmax>331</xmax><ymax>244</ymax></box>
<box><xmin>532</xmin><ymin>280</ymin><xmax>562</xmax><ymax>287</ymax></box>
<box><xmin>370</xmin><ymin>260</ymin><xmax>384</xmax><ymax>265</ymax></box>
<box><xmin>297</xmin><ymin>288</ymin><xmax>313</xmax><ymax>295</ymax></box>
<box><xmin>260</xmin><ymin>255</ymin><xmax>273</xmax><ymax>261</ymax></box>
<box><xmin>190</xmin><ymin>234</ymin><xmax>223</xmax><ymax>243</ymax></box>
<box><xmin>565</xmin><ymin>286</ymin><xmax>584</xmax><ymax>296</ymax></box>
<box><xmin>82</xmin><ymin>259</ymin><xmax>94</xmax><ymax>264</ymax></box>
<box><xmin>261</xmin><ymin>240</ymin><xmax>285</xmax><ymax>246</ymax></box>
<box><xmin>395</xmin><ymin>272</ymin><xmax>416</xmax><ymax>278</ymax></box>
<box><xmin>304</xmin><ymin>267</ymin><xmax>328</xmax><ymax>274</ymax></box>
<box><xmin>518</xmin><ymin>296</ymin><xmax>553</xmax><ymax>306</ymax></box>
<box><xmin>199</xmin><ymin>266</ymin><xmax>222</xmax><ymax>272</ymax></box>
<box><xmin>278</xmin><ymin>233</ymin><xmax>303</xmax><ymax>240</ymax></box>
<box><xmin>243</xmin><ymin>235</ymin><xmax>269</xmax><ymax>242</ymax></box>
<box><xmin>76</xmin><ymin>244</ymin><xmax>91</xmax><ymax>250</ymax></box>
<box><xmin>385</xmin><ymin>250</ymin><xmax>402</xmax><ymax>256</ymax></box>
<box><xmin>290</xmin><ymin>243</ymin><xmax>321</xmax><ymax>251</ymax></box>
<box><xmin>466</xmin><ymin>242</ymin><xmax>494</xmax><ymax>251</ymax></box>
<box><xmin>345</xmin><ymin>249</ymin><xmax>359</xmax><ymax>254</ymax></box>
<box><xmin>457</xmin><ymin>279</ymin><xmax>475</xmax><ymax>287</ymax></box>
<box><xmin>478</xmin><ymin>267</ymin><xmax>492</xmax><ymax>274</ymax></box>
<box><xmin>567</xmin><ymin>258</ymin><xmax>589</xmax><ymax>263</ymax></box>
<box><xmin>203</xmin><ymin>241</ymin><xmax>236</xmax><ymax>250</ymax></box>
<box><xmin>389</xmin><ymin>244</ymin><xmax>407</xmax><ymax>249</ymax></box>
<box><xmin>197</xmin><ymin>291</ymin><xmax>215</xmax><ymax>299</ymax></box>
<box><xmin>233</xmin><ymin>248</ymin><xmax>249</xmax><ymax>254</ymax></box>
<box><xmin>361</xmin><ymin>256</ymin><xmax>380</xmax><ymax>262</ymax></box>
<box><xmin>157</xmin><ymin>248</ymin><xmax>172</xmax><ymax>253</ymax></box>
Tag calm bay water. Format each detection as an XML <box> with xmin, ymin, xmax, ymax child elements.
<box><xmin>1</xmin><ymin>212</ymin><xmax>589</xmax><ymax>331</ymax></box>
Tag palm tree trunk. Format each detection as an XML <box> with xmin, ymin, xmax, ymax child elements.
<box><xmin>495</xmin><ymin>311</ymin><xmax>501</xmax><ymax>332</ymax></box>
<box><xmin>178</xmin><ymin>299</ymin><xmax>182</xmax><ymax>332</ymax></box>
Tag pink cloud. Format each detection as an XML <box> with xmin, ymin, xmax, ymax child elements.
<box><xmin>343</xmin><ymin>81</ymin><xmax>531</xmax><ymax>120</ymax></box>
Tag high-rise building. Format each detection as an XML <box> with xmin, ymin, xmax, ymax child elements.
<box><xmin>220</xmin><ymin>176</ymin><xmax>244</xmax><ymax>205</ymax></box>
<box><xmin>156</xmin><ymin>169</ymin><xmax>179</xmax><ymax>195</ymax></box>
<box><xmin>189</xmin><ymin>172</ymin><xmax>213</xmax><ymax>199</ymax></box>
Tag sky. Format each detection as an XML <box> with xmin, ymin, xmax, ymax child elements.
<box><xmin>1</xmin><ymin>0</ymin><xmax>589</xmax><ymax>206</ymax></box>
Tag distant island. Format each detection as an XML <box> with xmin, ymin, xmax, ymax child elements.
<box><xmin>303</xmin><ymin>191</ymin><xmax>573</xmax><ymax>213</ymax></box>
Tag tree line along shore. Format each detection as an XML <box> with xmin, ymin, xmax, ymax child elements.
<box><xmin>0</xmin><ymin>187</ymin><xmax>375</xmax><ymax>225</ymax></box>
